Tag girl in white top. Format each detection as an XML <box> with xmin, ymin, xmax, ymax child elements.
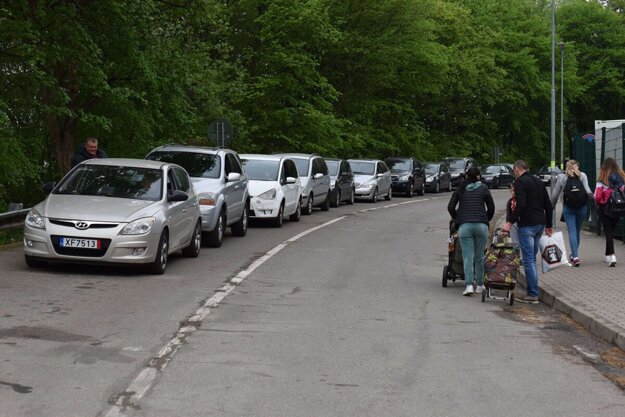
<box><xmin>550</xmin><ymin>159</ymin><xmax>593</xmax><ymax>266</ymax></box>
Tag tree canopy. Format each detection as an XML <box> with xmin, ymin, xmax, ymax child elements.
<box><xmin>1</xmin><ymin>0</ymin><xmax>623</xmax><ymax>209</ymax></box>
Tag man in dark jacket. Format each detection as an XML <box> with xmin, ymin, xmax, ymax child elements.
<box><xmin>502</xmin><ymin>160</ymin><xmax>553</xmax><ymax>304</ymax></box>
<box><xmin>71</xmin><ymin>137</ymin><xmax>107</xmax><ymax>168</ymax></box>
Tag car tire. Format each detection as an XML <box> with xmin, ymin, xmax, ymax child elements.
<box><xmin>149</xmin><ymin>230</ymin><xmax>169</xmax><ymax>275</ymax></box>
<box><xmin>289</xmin><ymin>198</ymin><xmax>302</xmax><ymax>222</ymax></box>
<box><xmin>231</xmin><ymin>204</ymin><xmax>248</xmax><ymax>237</ymax></box>
<box><xmin>24</xmin><ymin>255</ymin><xmax>46</xmax><ymax>268</ymax></box>
<box><xmin>204</xmin><ymin>209</ymin><xmax>225</xmax><ymax>247</ymax></box>
<box><xmin>272</xmin><ymin>202</ymin><xmax>284</xmax><ymax>227</ymax></box>
<box><xmin>331</xmin><ymin>187</ymin><xmax>340</xmax><ymax>208</ymax></box>
<box><xmin>385</xmin><ymin>187</ymin><xmax>392</xmax><ymax>201</ymax></box>
<box><xmin>406</xmin><ymin>182</ymin><xmax>414</xmax><ymax>197</ymax></box>
<box><xmin>448</xmin><ymin>181</ymin><xmax>452</xmax><ymax>192</ymax></box>
<box><xmin>182</xmin><ymin>220</ymin><xmax>202</xmax><ymax>258</ymax></box>
<box><xmin>493</xmin><ymin>177</ymin><xmax>500</xmax><ymax>189</ymax></box>
<box><xmin>417</xmin><ymin>182</ymin><xmax>425</xmax><ymax>196</ymax></box>
<box><xmin>347</xmin><ymin>188</ymin><xmax>355</xmax><ymax>205</ymax></box>
<box><xmin>435</xmin><ymin>181</ymin><xmax>440</xmax><ymax>193</ymax></box>
<box><xmin>371</xmin><ymin>187</ymin><xmax>378</xmax><ymax>203</ymax></box>
<box><xmin>320</xmin><ymin>192</ymin><xmax>330</xmax><ymax>211</ymax></box>
<box><xmin>302</xmin><ymin>193</ymin><xmax>313</xmax><ymax>215</ymax></box>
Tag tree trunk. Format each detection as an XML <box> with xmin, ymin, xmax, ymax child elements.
<box><xmin>49</xmin><ymin>114</ymin><xmax>77</xmax><ymax>175</ymax></box>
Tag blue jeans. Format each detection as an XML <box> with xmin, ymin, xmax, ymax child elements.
<box><xmin>459</xmin><ymin>223</ymin><xmax>489</xmax><ymax>287</ymax></box>
<box><xmin>518</xmin><ymin>224</ymin><xmax>545</xmax><ymax>297</ymax></box>
<box><xmin>563</xmin><ymin>204</ymin><xmax>587</xmax><ymax>258</ymax></box>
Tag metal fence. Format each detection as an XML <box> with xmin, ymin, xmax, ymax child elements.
<box><xmin>0</xmin><ymin>208</ymin><xmax>29</xmax><ymax>232</ymax></box>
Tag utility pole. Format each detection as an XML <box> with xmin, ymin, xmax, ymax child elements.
<box><xmin>559</xmin><ymin>42</ymin><xmax>565</xmax><ymax>168</ymax></box>
<box><xmin>550</xmin><ymin>0</ymin><xmax>556</xmax><ymax>186</ymax></box>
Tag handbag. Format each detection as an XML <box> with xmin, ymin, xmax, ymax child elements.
<box><xmin>539</xmin><ymin>231</ymin><xmax>569</xmax><ymax>272</ymax></box>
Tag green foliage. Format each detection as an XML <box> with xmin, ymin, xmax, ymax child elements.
<box><xmin>1</xmin><ymin>0</ymin><xmax>624</xmax><ymax>209</ymax></box>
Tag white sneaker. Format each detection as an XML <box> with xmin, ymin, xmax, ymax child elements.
<box><xmin>605</xmin><ymin>255</ymin><xmax>612</xmax><ymax>263</ymax></box>
<box><xmin>475</xmin><ymin>285</ymin><xmax>486</xmax><ymax>294</ymax></box>
<box><xmin>610</xmin><ymin>254</ymin><xmax>617</xmax><ymax>267</ymax></box>
<box><xmin>463</xmin><ymin>285</ymin><xmax>474</xmax><ymax>296</ymax></box>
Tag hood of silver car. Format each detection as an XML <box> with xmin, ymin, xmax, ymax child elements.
<box><xmin>40</xmin><ymin>195</ymin><xmax>160</xmax><ymax>222</ymax></box>
<box><xmin>354</xmin><ymin>174</ymin><xmax>375</xmax><ymax>184</ymax></box>
<box><xmin>190</xmin><ymin>177</ymin><xmax>223</xmax><ymax>194</ymax></box>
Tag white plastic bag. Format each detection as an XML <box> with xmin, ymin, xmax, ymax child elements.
<box><xmin>539</xmin><ymin>231</ymin><xmax>569</xmax><ymax>272</ymax></box>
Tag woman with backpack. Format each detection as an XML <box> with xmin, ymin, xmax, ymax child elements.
<box><xmin>448</xmin><ymin>167</ymin><xmax>495</xmax><ymax>296</ymax></box>
<box><xmin>595</xmin><ymin>157</ymin><xmax>625</xmax><ymax>267</ymax></box>
<box><xmin>550</xmin><ymin>159</ymin><xmax>593</xmax><ymax>266</ymax></box>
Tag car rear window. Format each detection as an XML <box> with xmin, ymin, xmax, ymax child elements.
<box><xmin>147</xmin><ymin>151</ymin><xmax>220</xmax><ymax>179</ymax></box>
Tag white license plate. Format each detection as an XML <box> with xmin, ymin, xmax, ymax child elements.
<box><xmin>60</xmin><ymin>237</ymin><xmax>101</xmax><ymax>249</ymax></box>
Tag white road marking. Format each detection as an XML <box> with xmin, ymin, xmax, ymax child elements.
<box><xmin>103</xmin><ymin>196</ymin><xmax>440</xmax><ymax>416</ymax></box>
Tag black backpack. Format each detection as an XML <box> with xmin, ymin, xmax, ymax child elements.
<box><xmin>563</xmin><ymin>175</ymin><xmax>588</xmax><ymax>208</ymax></box>
<box><xmin>605</xmin><ymin>185</ymin><xmax>625</xmax><ymax>218</ymax></box>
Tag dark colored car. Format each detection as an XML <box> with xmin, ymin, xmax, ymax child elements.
<box><xmin>324</xmin><ymin>158</ymin><xmax>355</xmax><ymax>207</ymax></box>
<box><xmin>424</xmin><ymin>162</ymin><xmax>452</xmax><ymax>193</ymax></box>
<box><xmin>536</xmin><ymin>165</ymin><xmax>563</xmax><ymax>186</ymax></box>
<box><xmin>480</xmin><ymin>164</ymin><xmax>515</xmax><ymax>189</ymax></box>
<box><xmin>444</xmin><ymin>157</ymin><xmax>478</xmax><ymax>188</ymax></box>
<box><xmin>384</xmin><ymin>157</ymin><xmax>426</xmax><ymax>197</ymax></box>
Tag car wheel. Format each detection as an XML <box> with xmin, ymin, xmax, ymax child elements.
<box><xmin>331</xmin><ymin>187</ymin><xmax>340</xmax><ymax>208</ymax></box>
<box><xmin>289</xmin><ymin>198</ymin><xmax>302</xmax><ymax>222</ymax></box>
<box><xmin>24</xmin><ymin>255</ymin><xmax>46</xmax><ymax>268</ymax></box>
<box><xmin>448</xmin><ymin>180</ymin><xmax>452</xmax><ymax>192</ymax></box>
<box><xmin>406</xmin><ymin>182</ymin><xmax>413</xmax><ymax>197</ymax></box>
<box><xmin>347</xmin><ymin>188</ymin><xmax>355</xmax><ymax>205</ymax></box>
<box><xmin>149</xmin><ymin>230</ymin><xmax>169</xmax><ymax>275</ymax></box>
<box><xmin>302</xmin><ymin>193</ymin><xmax>313</xmax><ymax>215</ymax></box>
<box><xmin>182</xmin><ymin>220</ymin><xmax>202</xmax><ymax>258</ymax></box>
<box><xmin>272</xmin><ymin>202</ymin><xmax>284</xmax><ymax>227</ymax></box>
<box><xmin>204</xmin><ymin>209</ymin><xmax>225</xmax><ymax>247</ymax></box>
<box><xmin>418</xmin><ymin>182</ymin><xmax>425</xmax><ymax>196</ymax></box>
<box><xmin>493</xmin><ymin>177</ymin><xmax>500</xmax><ymax>189</ymax></box>
<box><xmin>435</xmin><ymin>181</ymin><xmax>440</xmax><ymax>193</ymax></box>
<box><xmin>385</xmin><ymin>187</ymin><xmax>392</xmax><ymax>201</ymax></box>
<box><xmin>231</xmin><ymin>204</ymin><xmax>248</xmax><ymax>237</ymax></box>
<box><xmin>371</xmin><ymin>187</ymin><xmax>378</xmax><ymax>203</ymax></box>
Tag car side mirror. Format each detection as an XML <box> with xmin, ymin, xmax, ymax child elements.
<box><xmin>376</xmin><ymin>173</ymin><xmax>384</xmax><ymax>178</ymax></box>
<box><xmin>227</xmin><ymin>172</ymin><xmax>241</xmax><ymax>182</ymax></box>
<box><xmin>168</xmin><ymin>190</ymin><xmax>188</xmax><ymax>202</ymax></box>
<box><xmin>284</xmin><ymin>176</ymin><xmax>296</xmax><ymax>184</ymax></box>
<box><xmin>314</xmin><ymin>173</ymin><xmax>323</xmax><ymax>179</ymax></box>
<box><xmin>42</xmin><ymin>181</ymin><xmax>56</xmax><ymax>194</ymax></box>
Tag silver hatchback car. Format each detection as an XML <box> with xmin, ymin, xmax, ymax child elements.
<box><xmin>146</xmin><ymin>145</ymin><xmax>249</xmax><ymax>248</ymax></box>
<box><xmin>23</xmin><ymin>159</ymin><xmax>202</xmax><ymax>274</ymax></box>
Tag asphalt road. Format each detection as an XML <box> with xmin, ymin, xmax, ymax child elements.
<box><xmin>1</xmin><ymin>190</ymin><xmax>624</xmax><ymax>417</ymax></box>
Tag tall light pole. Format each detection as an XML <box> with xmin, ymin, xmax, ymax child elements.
<box><xmin>559</xmin><ymin>42</ymin><xmax>565</xmax><ymax>168</ymax></box>
<box><xmin>550</xmin><ymin>0</ymin><xmax>556</xmax><ymax>188</ymax></box>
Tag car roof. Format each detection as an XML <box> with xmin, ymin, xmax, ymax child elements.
<box><xmin>385</xmin><ymin>156</ymin><xmax>412</xmax><ymax>160</ymax></box>
<box><xmin>278</xmin><ymin>153</ymin><xmax>317</xmax><ymax>159</ymax></box>
<box><xmin>445</xmin><ymin>157</ymin><xmax>471</xmax><ymax>161</ymax></box>
<box><xmin>347</xmin><ymin>159</ymin><xmax>378</xmax><ymax>163</ymax></box>
<box><xmin>82</xmin><ymin>158</ymin><xmax>168</xmax><ymax>169</ymax></box>
<box><xmin>239</xmin><ymin>154</ymin><xmax>284</xmax><ymax>162</ymax></box>
<box><xmin>148</xmin><ymin>144</ymin><xmax>227</xmax><ymax>155</ymax></box>
<box><xmin>324</xmin><ymin>158</ymin><xmax>342</xmax><ymax>162</ymax></box>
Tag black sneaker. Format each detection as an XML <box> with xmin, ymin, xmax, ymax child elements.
<box><xmin>515</xmin><ymin>294</ymin><xmax>539</xmax><ymax>304</ymax></box>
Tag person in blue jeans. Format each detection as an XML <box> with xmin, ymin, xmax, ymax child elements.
<box><xmin>550</xmin><ymin>159</ymin><xmax>593</xmax><ymax>266</ymax></box>
<box><xmin>502</xmin><ymin>160</ymin><xmax>553</xmax><ymax>304</ymax></box>
<box><xmin>448</xmin><ymin>167</ymin><xmax>495</xmax><ymax>296</ymax></box>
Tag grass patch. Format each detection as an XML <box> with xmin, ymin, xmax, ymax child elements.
<box><xmin>0</xmin><ymin>229</ymin><xmax>23</xmax><ymax>246</ymax></box>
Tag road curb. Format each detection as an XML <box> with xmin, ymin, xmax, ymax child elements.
<box><xmin>493</xmin><ymin>210</ymin><xmax>625</xmax><ymax>351</ymax></box>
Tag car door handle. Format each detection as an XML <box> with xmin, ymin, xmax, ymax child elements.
<box><xmin>182</xmin><ymin>209</ymin><xmax>187</xmax><ymax>214</ymax></box>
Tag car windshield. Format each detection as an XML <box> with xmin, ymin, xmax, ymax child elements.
<box><xmin>446</xmin><ymin>159</ymin><xmax>465</xmax><ymax>170</ymax></box>
<box><xmin>291</xmin><ymin>158</ymin><xmax>310</xmax><ymax>177</ymax></box>
<box><xmin>481</xmin><ymin>165</ymin><xmax>502</xmax><ymax>174</ymax></box>
<box><xmin>326</xmin><ymin>160</ymin><xmax>340</xmax><ymax>176</ymax></box>
<box><xmin>241</xmin><ymin>159</ymin><xmax>280</xmax><ymax>181</ymax></box>
<box><xmin>425</xmin><ymin>164</ymin><xmax>439</xmax><ymax>175</ymax></box>
<box><xmin>385</xmin><ymin>159</ymin><xmax>411</xmax><ymax>172</ymax></box>
<box><xmin>349</xmin><ymin>161</ymin><xmax>375</xmax><ymax>175</ymax></box>
<box><xmin>147</xmin><ymin>151</ymin><xmax>220</xmax><ymax>179</ymax></box>
<box><xmin>55</xmin><ymin>165</ymin><xmax>163</xmax><ymax>201</ymax></box>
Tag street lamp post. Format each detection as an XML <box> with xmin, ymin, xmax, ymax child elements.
<box><xmin>550</xmin><ymin>0</ymin><xmax>556</xmax><ymax>189</ymax></box>
<box><xmin>559</xmin><ymin>42</ymin><xmax>565</xmax><ymax>168</ymax></box>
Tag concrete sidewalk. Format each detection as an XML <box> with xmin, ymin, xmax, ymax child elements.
<box><xmin>513</xmin><ymin>213</ymin><xmax>625</xmax><ymax>351</ymax></box>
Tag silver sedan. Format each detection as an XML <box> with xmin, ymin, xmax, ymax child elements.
<box><xmin>23</xmin><ymin>158</ymin><xmax>202</xmax><ymax>274</ymax></box>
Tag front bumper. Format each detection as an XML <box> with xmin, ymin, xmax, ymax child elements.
<box><xmin>424</xmin><ymin>181</ymin><xmax>437</xmax><ymax>191</ymax></box>
<box><xmin>199</xmin><ymin>205</ymin><xmax>219</xmax><ymax>231</ymax></box>
<box><xmin>249</xmin><ymin>197</ymin><xmax>281</xmax><ymax>218</ymax></box>
<box><xmin>23</xmin><ymin>222</ymin><xmax>161</xmax><ymax>265</ymax></box>
<box><xmin>391</xmin><ymin>180</ymin><xmax>411</xmax><ymax>192</ymax></box>
<box><xmin>354</xmin><ymin>186</ymin><xmax>375</xmax><ymax>198</ymax></box>
<box><xmin>451</xmin><ymin>175</ymin><xmax>463</xmax><ymax>187</ymax></box>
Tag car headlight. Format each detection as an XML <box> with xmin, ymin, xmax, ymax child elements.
<box><xmin>399</xmin><ymin>175</ymin><xmax>409</xmax><ymax>181</ymax></box>
<box><xmin>330</xmin><ymin>181</ymin><xmax>336</xmax><ymax>190</ymax></box>
<box><xmin>426</xmin><ymin>177</ymin><xmax>433</xmax><ymax>183</ymax></box>
<box><xmin>258</xmin><ymin>188</ymin><xmax>277</xmax><ymax>200</ymax></box>
<box><xmin>198</xmin><ymin>192</ymin><xmax>216</xmax><ymax>206</ymax></box>
<box><xmin>25</xmin><ymin>209</ymin><xmax>45</xmax><ymax>230</ymax></box>
<box><xmin>121</xmin><ymin>217</ymin><xmax>155</xmax><ymax>235</ymax></box>
<box><xmin>361</xmin><ymin>182</ymin><xmax>373</xmax><ymax>189</ymax></box>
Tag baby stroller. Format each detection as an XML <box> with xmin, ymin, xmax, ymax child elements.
<box><xmin>481</xmin><ymin>231</ymin><xmax>520</xmax><ymax>305</ymax></box>
<box><xmin>442</xmin><ymin>220</ymin><xmax>464</xmax><ymax>287</ymax></box>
